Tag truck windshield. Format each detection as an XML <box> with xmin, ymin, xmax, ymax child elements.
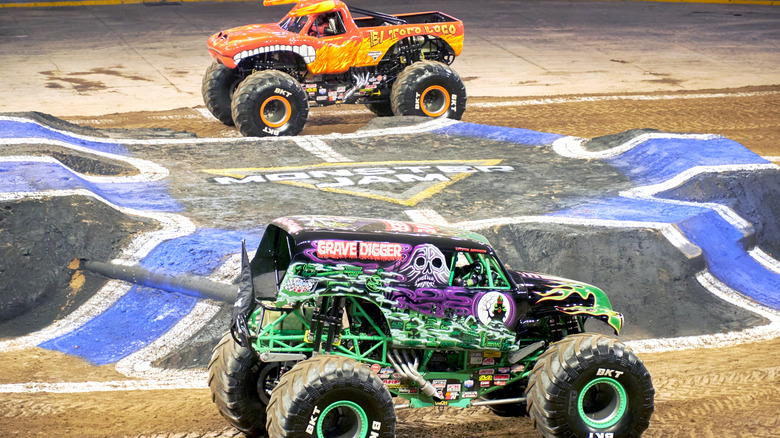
<box><xmin>280</xmin><ymin>15</ymin><xmax>308</xmax><ymax>33</ymax></box>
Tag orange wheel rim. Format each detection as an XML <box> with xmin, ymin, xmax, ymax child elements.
<box><xmin>260</xmin><ymin>96</ymin><xmax>292</xmax><ymax>128</ymax></box>
<box><xmin>419</xmin><ymin>85</ymin><xmax>450</xmax><ymax>117</ymax></box>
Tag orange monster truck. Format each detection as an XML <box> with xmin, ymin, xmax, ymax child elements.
<box><xmin>203</xmin><ymin>0</ymin><xmax>467</xmax><ymax>137</ymax></box>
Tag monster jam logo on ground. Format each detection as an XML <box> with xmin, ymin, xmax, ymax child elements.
<box><xmin>204</xmin><ymin>160</ymin><xmax>512</xmax><ymax>206</ymax></box>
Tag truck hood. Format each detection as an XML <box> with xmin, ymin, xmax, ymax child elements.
<box><xmin>509</xmin><ymin>269</ymin><xmax>623</xmax><ymax>333</ymax></box>
<box><xmin>207</xmin><ymin>23</ymin><xmax>317</xmax><ymax>65</ymax></box>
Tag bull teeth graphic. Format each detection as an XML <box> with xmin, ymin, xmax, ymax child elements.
<box><xmin>233</xmin><ymin>44</ymin><xmax>317</xmax><ymax>65</ymax></box>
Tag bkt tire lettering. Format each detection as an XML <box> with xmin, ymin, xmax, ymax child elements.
<box><xmin>262</xmin><ymin>126</ymin><xmax>281</xmax><ymax>136</ymax></box>
<box><xmin>274</xmin><ymin>87</ymin><xmax>292</xmax><ymax>97</ymax></box>
<box><xmin>596</xmin><ymin>368</ymin><xmax>624</xmax><ymax>378</ymax></box>
<box><xmin>368</xmin><ymin>420</ymin><xmax>382</xmax><ymax>438</ymax></box>
<box><xmin>305</xmin><ymin>406</ymin><xmax>322</xmax><ymax>435</ymax></box>
<box><xmin>588</xmin><ymin>433</ymin><xmax>614</xmax><ymax>438</ymax></box>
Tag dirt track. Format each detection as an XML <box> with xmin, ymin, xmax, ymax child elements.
<box><xmin>2</xmin><ymin>88</ymin><xmax>780</xmax><ymax>437</ymax></box>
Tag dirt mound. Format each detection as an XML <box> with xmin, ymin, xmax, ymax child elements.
<box><xmin>0</xmin><ymin>196</ymin><xmax>154</xmax><ymax>337</ymax></box>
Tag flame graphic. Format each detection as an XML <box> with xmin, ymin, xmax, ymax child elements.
<box><xmin>308</xmin><ymin>39</ymin><xmax>362</xmax><ymax>75</ymax></box>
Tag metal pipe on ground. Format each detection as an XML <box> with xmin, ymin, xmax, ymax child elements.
<box><xmin>74</xmin><ymin>258</ymin><xmax>237</xmax><ymax>303</ymax></box>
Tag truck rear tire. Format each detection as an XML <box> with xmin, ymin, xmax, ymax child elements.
<box><xmin>202</xmin><ymin>62</ymin><xmax>241</xmax><ymax>126</ymax></box>
<box><xmin>208</xmin><ymin>333</ymin><xmax>272</xmax><ymax>437</ymax></box>
<box><xmin>266</xmin><ymin>355</ymin><xmax>396</xmax><ymax>438</ymax></box>
<box><xmin>231</xmin><ymin>70</ymin><xmax>309</xmax><ymax>137</ymax></box>
<box><xmin>526</xmin><ymin>333</ymin><xmax>654</xmax><ymax>438</ymax></box>
<box><xmin>391</xmin><ymin>60</ymin><xmax>466</xmax><ymax>120</ymax></box>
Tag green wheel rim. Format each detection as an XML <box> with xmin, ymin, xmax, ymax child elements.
<box><xmin>317</xmin><ymin>400</ymin><xmax>369</xmax><ymax>438</ymax></box>
<box><xmin>577</xmin><ymin>377</ymin><xmax>628</xmax><ymax>429</ymax></box>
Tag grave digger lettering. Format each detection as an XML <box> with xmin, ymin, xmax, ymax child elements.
<box><xmin>317</xmin><ymin>239</ymin><xmax>403</xmax><ymax>261</ymax></box>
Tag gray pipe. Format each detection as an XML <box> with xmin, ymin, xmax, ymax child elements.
<box><xmin>78</xmin><ymin>259</ymin><xmax>237</xmax><ymax>303</ymax></box>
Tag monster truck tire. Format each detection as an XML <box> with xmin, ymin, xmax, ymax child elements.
<box><xmin>365</xmin><ymin>101</ymin><xmax>394</xmax><ymax>117</ymax></box>
<box><xmin>390</xmin><ymin>60</ymin><xmax>466</xmax><ymax>120</ymax></box>
<box><xmin>202</xmin><ymin>62</ymin><xmax>241</xmax><ymax>126</ymax></box>
<box><xmin>266</xmin><ymin>355</ymin><xmax>396</xmax><ymax>438</ymax></box>
<box><xmin>208</xmin><ymin>333</ymin><xmax>274</xmax><ymax>437</ymax></box>
<box><xmin>231</xmin><ymin>70</ymin><xmax>309</xmax><ymax>137</ymax></box>
<box><xmin>526</xmin><ymin>333</ymin><xmax>654</xmax><ymax>438</ymax></box>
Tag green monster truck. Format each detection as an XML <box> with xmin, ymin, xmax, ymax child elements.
<box><xmin>209</xmin><ymin>216</ymin><xmax>655</xmax><ymax>438</ymax></box>
<box><xmin>203</xmin><ymin>0</ymin><xmax>467</xmax><ymax>137</ymax></box>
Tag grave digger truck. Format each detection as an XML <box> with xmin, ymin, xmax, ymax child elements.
<box><xmin>202</xmin><ymin>0</ymin><xmax>467</xmax><ymax>137</ymax></box>
<box><xmin>210</xmin><ymin>216</ymin><xmax>655</xmax><ymax>438</ymax></box>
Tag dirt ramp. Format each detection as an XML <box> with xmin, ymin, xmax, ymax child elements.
<box><xmin>483</xmin><ymin>223</ymin><xmax>767</xmax><ymax>339</ymax></box>
<box><xmin>0</xmin><ymin>196</ymin><xmax>154</xmax><ymax>337</ymax></box>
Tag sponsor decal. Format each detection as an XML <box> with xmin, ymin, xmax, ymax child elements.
<box><xmin>482</xmin><ymin>357</ymin><xmax>495</xmax><ymax>366</ymax></box>
<box><xmin>494</xmin><ymin>374</ymin><xmax>510</xmax><ymax>381</ymax></box>
<box><xmin>493</xmin><ymin>380</ymin><xmax>507</xmax><ymax>386</ymax></box>
<box><xmin>432</xmin><ymin>379</ymin><xmax>447</xmax><ymax>388</ymax></box>
<box><xmin>478</xmin><ymin>375</ymin><xmax>493</xmax><ymax>381</ymax></box>
<box><xmin>446</xmin><ymin>384</ymin><xmax>462</xmax><ymax>393</ymax></box>
<box><xmin>368</xmin><ymin>50</ymin><xmax>382</xmax><ymax>61</ymax></box>
<box><xmin>464</xmin><ymin>379</ymin><xmax>474</xmax><ymax>388</ymax></box>
<box><xmin>316</xmin><ymin>240</ymin><xmax>404</xmax><ymax>261</ymax></box>
<box><xmin>382</xmin><ymin>379</ymin><xmax>401</xmax><ymax>387</ymax></box>
<box><xmin>483</xmin><ymin>351</ymin><xmax>502</xmax><ymax>358</ymax></box>
<box><xmin>478</xmin><ymin>368</ymin><xmax>495</xmax><ymax>375</ymax></box>
<box><xmin>434</xmin><ymin>400</ymin><xmax>449</xmax><ymax>406</ymax></box>
<box><xmin>498</xmin><ymin>367</ymin><xmax>511</xmax><ymax>374</ymax></box>
<box><xmin>455</xmin><ymin>246</ymin><xmax>487</xmax><ymax>254</ymax></box>
<box><xmin>463</xmin><ymin>391</ymin><xmax>478</xmax><ymax>398</ymax></box>
<box><xmin>480</xmin><ymin>380</ymin><xmax>491</xmax><ymax>387</ymax></box>
<box><xmin>445</xmin><ymin>392</ymin><xmax>459</xmax><ymax>400</ymax></box>
<box><xmin>283</xmin><ymin>277</ymin><xmax>317</xmax><ymax>294</ymax></box>
<box><xmin>511</xmin><ymin>364</ymin><xmax>525</xmax><ymax>373</ymax></box>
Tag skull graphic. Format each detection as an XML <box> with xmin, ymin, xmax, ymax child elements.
<box><xmin>399</xmin><ymin>244</ymin><xmax>450</xmax><ymax>288</ymax></box>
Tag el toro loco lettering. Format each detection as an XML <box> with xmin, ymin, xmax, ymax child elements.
<box><xmin>317</xmin><ymin>240</ymin><xmax>404</xmax><ymax>261</ymax></box>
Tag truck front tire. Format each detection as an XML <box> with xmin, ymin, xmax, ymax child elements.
<box><xmin>202</xmin><ymin>62</ymin><xmax>241</xmax><ymax>126</ymax></box>
<box><xmin>232</xmin><ymin>70</ymin><xmax>309</xmax><ymax>137</ymax></box>
<box><xmin>391</xmin><ymin>61</ymin><xmax>467</xmax><ymax>120</ymax></box>
<box><xmin>526</xmin><ymin>333</ymin><xmax>654</xmax><ymax>438</ymax></box>
<box><xmin>266</xmin><ymin>355</ymin><xmax>396</xmax><ymax>438</ymax></box>
<box><xmin>208</xmin><ymin>333</ymin><xmax>271</xmax><ymax>437</ymax></box>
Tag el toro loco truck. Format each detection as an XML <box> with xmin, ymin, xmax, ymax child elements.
<box><xmin>208</xmin><ymin>217</ymin><xmax>655</xmax><ymax>438</ymax></box>
<box><xmin>203</xmin><ymin>0</ymin><xmax>467</xmax><ymax>137</ymax></box>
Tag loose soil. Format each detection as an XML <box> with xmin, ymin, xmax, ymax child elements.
<box><xmin>2</xmin><ymin>86</ymin><xmax>779</xmax><ymax>437</ymax></box>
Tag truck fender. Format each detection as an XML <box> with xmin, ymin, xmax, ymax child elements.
<box><xmin>554</xmin><ymin>304</ymin><xmax>624</xmax><ymax>335</ymax></box>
